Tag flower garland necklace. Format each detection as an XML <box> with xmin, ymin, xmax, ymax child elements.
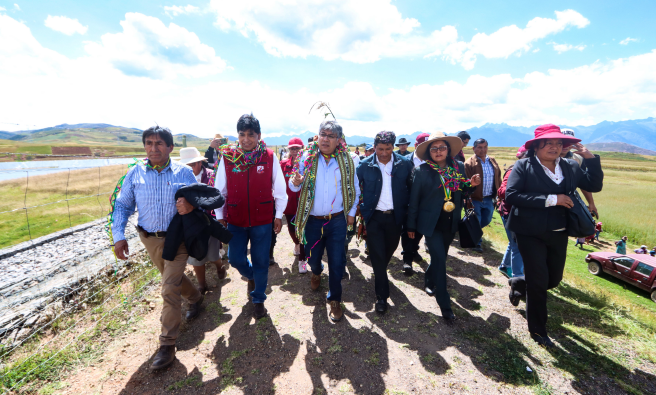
<box><xmin>219</xmin><ymin>140</ymin><xmax>267</xmax><ymax>173</ymax></box>
<box><xmin>425</xmin><ymin>159</ymin><xmax>471</xmax><ymax>212</ymax></box>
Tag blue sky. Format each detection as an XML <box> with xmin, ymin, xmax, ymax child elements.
<box><xmin>1</xmin><ymin>0</ymin><xmax>655</xmax><ymax>137</ymax></box>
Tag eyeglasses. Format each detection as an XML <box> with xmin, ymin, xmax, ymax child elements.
<box><xmin>430</xmin><ymin>146</ymin><xmax>448</xmax><ymax>153</ymax></box>
<box><xmin>319</xmin><ymin>132</ymin><xmax>337</xmax><ymax>140</ymax></box>
<box><xmin>542</xmin><ymin>141</ymin><xmax>564</xmax><ymax>148</ymax></box>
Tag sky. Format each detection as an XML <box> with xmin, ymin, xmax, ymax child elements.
<box><xmin>1</xmin><ymin>0</ymin><xmax>655</xmax><ymax>138</ymax></box>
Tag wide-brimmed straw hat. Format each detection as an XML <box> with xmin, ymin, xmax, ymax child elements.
<box><xmin>414</xmin><ymin>131</ymin><xmax>463</xmax><ymax>161</ymax></box>
<box><xmin>524</xmin><ymin>124</ymin><xmax>580</xmax><ymax>149</ymax></box>
<box><xmin>208</xmin><ymin>133</ymin><xmax>228</xmax><ymax>143</ymax></box>
<box><xmin>178</xmin><ymin>147</ymin><xmax>207</xmax><ymax>165</ymax></box>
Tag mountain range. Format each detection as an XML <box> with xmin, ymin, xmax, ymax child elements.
<box><xmin>2</xmin><ymin>118</ymin><xmax>656</xmax><ymax>152</ymax></box>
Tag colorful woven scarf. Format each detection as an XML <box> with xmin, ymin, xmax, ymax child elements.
<box><xmin>219</xmin><ymin>140</ymin><xmax>267</xmax><ymax>173</ymax></box>
<box><xmin>425</xmin><ymin>160</ymin><xmax>472</xmax><ymax>192</ymax></box>
<box><xmin>294</xmin><ymin>141</ymin><xmax>356</xmax><ymax>242</ymax></box>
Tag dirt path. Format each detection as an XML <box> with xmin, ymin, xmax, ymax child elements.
<box><xmin>56</xmin><ymin>224</ymin><xmax>647</xmax><ymax>395</ymax></box>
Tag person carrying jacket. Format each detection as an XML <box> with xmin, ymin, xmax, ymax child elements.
<box><xmin>505</xmin><ymin>124</ymin><xmax>603</xmax><ymax>348</ymax></box>
<box><xmin>111</xmin><ymin>126</ymin><xmax>203</xmax><ymax>370</ymax></box>
<box><xmin>357</xmin><ymin>131</ymin><xmax>413</xmax><ymax>314</ymax></box>
<box><xmin>464</xmin><ymin>138</ymin><xmax>501</xmax><ymax>252</ymax></box>
<box><xmin>213</xmin><ymin>114</ymin><xmax>287</xmax><ymax>320</ymax></box>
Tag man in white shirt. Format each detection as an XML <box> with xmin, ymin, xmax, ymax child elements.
<box><xmin>356</xmin><ymin>131</ymin><xmax>414</xmax><ymax>314</ymax></box>
<box><xmin>213</xmin><ymin>115</ymin><xmax>287</xmax><ymax>319</ymax></box>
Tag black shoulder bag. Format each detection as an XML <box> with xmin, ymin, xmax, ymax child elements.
<box><xmin>459</xmin><ymin>198</ymin><xmax>483</xmax><ymax>248</ymax></box>
<box><xmin>566</xmin><ymin>190</ymin><xmax>596</xmax><ymax>237</ymax></box>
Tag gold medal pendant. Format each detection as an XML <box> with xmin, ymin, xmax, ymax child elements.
<box><xmin>443</xmin><ymin>198</ymin><xmax>456</xmax><ymax>212</ymax></box>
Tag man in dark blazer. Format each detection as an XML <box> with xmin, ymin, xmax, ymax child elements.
<box><xmin>357</xmin><ymin>131</ymin><xmax>414</xmax><ymax>314</ymax></box>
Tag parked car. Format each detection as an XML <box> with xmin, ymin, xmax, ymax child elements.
<box><xmin>585</xmin><ymin>252</ymin><xmax>656</xmax><ymax>302</ymax></box>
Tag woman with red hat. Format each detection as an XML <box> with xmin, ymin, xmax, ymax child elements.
<box><xmin>505</xmin><ymin>124</ymin><xmax>603</xmax><ymax>348</ymax></box>
<box><xmin>280</xmin><ymin>137</ymin><xmax>308</xmax><ymax>273</ymax></box>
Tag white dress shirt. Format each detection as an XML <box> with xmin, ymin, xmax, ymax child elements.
<box><xmin>350</xmin><ymin>151</ymin><xmax>360</xmax><ymax>168</ymax></box>
<box><xmin>289</xmin><ymin>153</ymin><xmax>360</xmax><ymax>217</ymax></box>
<box><xmin>213</xmin><ymin>153</ymin><xmax>288</xmax><ymax>220</ymax></box>
<box><xmin>411</xmin><ymin>152</ymin><xmax>424</xmax><ymax>167</ymax></box>
<box><xmin>375</xmin><ymin>155</ymin><xmax>394</xmax><ymax>211</ymax></box>
<box><xmin>535</xmin><ymin>156</ymin><xmax>563</xmax><ymax>207</ymax></box>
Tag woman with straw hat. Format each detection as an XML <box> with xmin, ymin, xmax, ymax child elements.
<box><xmin>407</xmin><ymin>132</ymin><xmax>481</xmax><ymax>322</ymax></box>
<box><xmin>505</xmin><ymin>124</ymin><xmax>603</xmax><ymax>348</ymax></box>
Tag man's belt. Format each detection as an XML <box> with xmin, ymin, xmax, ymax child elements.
<box><xmin>377</xmin><ymin>209</ymin><xmax>394</xmax><ymax>214</ymax></box>
<box><xmin>137</xmin><ymin>225</ymin><xmax>167</xmax><ymax>238</ymax></box>
<box><xmin>312</xmin><ymin>211</ymin><xmax>344</xmax><ymax>220</ymax></box>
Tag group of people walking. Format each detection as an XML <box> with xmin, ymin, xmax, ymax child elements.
<box><xmin>111</xmin><ymin>115</ymin><xmax>603</xmax><ymax>370</ymax></box>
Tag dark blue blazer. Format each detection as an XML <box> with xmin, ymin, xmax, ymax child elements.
<box><xmin>356</xmin><ymin>152</ymin><xmax>414</xmax><ymax>226</ymax></box>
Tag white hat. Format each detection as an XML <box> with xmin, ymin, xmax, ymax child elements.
<box><xmin>178</xmin><ymin>147</ymin><xmax>207</xmax><ymax>165</ymax></box>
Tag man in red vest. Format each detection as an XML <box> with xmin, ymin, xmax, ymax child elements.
<box><xmin>214</xmin><ymin>114</ymin><xmax>287</xmax><ymax>319</ymax></box>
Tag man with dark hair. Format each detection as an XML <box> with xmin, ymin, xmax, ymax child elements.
<box><xmin>308</xmin><ymin>136</ymin><xmax>314</xmax><ymax>144</ymax></box>
<box><xmin>357</xmin><ymin>131</ymin><xmax>413</xmax><ymax>313</ymax></box>
<box><xmin>113</xmin><ymin>126</ymin><xmax>203</xmax><ymax>370</ymax></box>
<box><xmin>454</xmin><ymin>131</ymin><xmax>471</xmax><ymax>162</ymax></box>
<box><xmin>214</xmin><ymin>114</ymin><xmax>287</xmax><ymax>320</ymax></box>
<box><xmin>464</xmin><ymin>138</ymin><xmax>501</xmax><ymax>252</ymax></box>
<box><xmin>290</xmin><ymin>120</ymin><xmax>360</xmax><ymax>322</ymax></box>
<box><xmin>394</xmin><ymin>137</ymin><xmax>411</xmax><ymax>156</ymax></box>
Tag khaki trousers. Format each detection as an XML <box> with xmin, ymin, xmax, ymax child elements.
<box><xmin>139</xmin><ymin>233</ymin><xmax>202</xmax><ymax>345</ymax></box>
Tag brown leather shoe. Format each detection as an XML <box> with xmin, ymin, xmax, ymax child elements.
<box><xmin>150</xmin><ymin>345</ymin><xmax>176</xmax><ymax>370</ymax></box>
<box><xmin>253</xmin><ymin>303</ymin><xmax>268</xmax><ymax>320</ymax></box>
<box><xmin>310</xmin><ymin>274</ymin><xmax>321</xmax><ymax>291</ymax></box>
<box><xmin>247</xmin><ymin>279</ymin><xmax>255</xmax><ymax>297</ymax></box>
<box><xmin>329</xmin><ymin>301</ymin><xmax>343</xmax><ymax>322</ymax></box>
<box><xmin>216</xmin><ymin>262</ymin><xmax>227</xmax><ymax>280</ymax></box>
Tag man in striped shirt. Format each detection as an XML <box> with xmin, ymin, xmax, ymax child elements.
<box><xmin>112</xmin><ymin>126</ymin><xmax>203</xmax><ymax>370</ymax></box>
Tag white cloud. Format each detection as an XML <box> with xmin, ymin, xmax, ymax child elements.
<box><xmin>0</xmin><ymin>6</ymin><xmax>6</xmax><ymax>12</ymax></box>
<box><xmin>44</xmin><ymin>15</ymin><xmax>88</xmax><ymax>35</ymax></box>
<box><xmin>209</xmin><ymin>1</ymin><xmax>588</xmax><ymax>68</ymax></box>
<box><xmin>432</xmin><ymin>10</ymin><xmax>590</xmax><ymax>69</ymax></box>
<box><xmin>2</xmin><ymin>13</ymin><xmax>656</xmax><ymax>137</ymax></box>
<box><xmin>14</xmin><ymin>3</ymin><xmax>20</xmax><ymax>11</ymax></box>
<box><xmin>549</xmin><ymin>42</ymin><xmax>586</xmax><ymax>53</ymax></box>
<box><xmin>164</xmin><ymin>5</ymin><xmax>201</xmax><ymax>17</ymax></box>
<box><xmin>84</xmin><ymin>12</ymin><xmax>227</xmax><ymax>79</ymax></box>
<box><xmin>620</xmin><ymin>37</ymin><xmax>638</xmax><ymax>45</ymax></box>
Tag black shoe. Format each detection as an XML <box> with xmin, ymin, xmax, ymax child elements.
<box><xmin>442</xmin><ymin>311</ymin><xmax>456</xmax><ymax>322</ymax></box>
<box><xmin>253</xmin><ymin>303</ymin><xmax>268</xmax><ymax>320</ymax></box>
<box><xmin>531</xmin><ymin>334</ymin><xmax>556</xmax><ymax>349</ymax></box>
<box><xmin>424</xmin><ymin>287</ymin><xmax>435</xmax><ymax>296</ymax></box>
<box><xmin>472</xmin><ymin>246</ymin><xmax>483</xmax><ymax>253</ymax></box>
<box><xmin>375</xmin><ymin>300</ymin><xmax>388</xmax><ymax>314</ymax></box>
<box><xmin>403</xmin><ymin>262</ymin><xmax>413</xmax><ymax>275</ymax></box>
<box><xmin>150</xmin><ymin>345</ymin><xmax>176</xmax><ymax>370</ymax></box>
<box><xmin>185</xmin><ymin>294</ymin><xmax>204</xmax><ymax>320</ymax></box>
<box><xmin>412</xmin><ymin>254</ymin><xmax>423</xmax><ymax>264</ymax></box>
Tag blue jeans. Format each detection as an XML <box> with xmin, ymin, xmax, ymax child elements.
<box><xmin>227</xmin><ymin>222</ymin><xmax>272</xmax><ymax>304</ymax></box>
<box><xmin>304</xmin><ymin>215</ymin><xmax>347</xmax><ymax>302</ymax></box>
<box><xmin>472</xmin><ymin>196</ymin><xmax>494</xmax><ymax>246</ymax></box>
<box><xmin>500</xmin><ymin>215</ymin><xmax>524</xmax><ymax>277</ymax></box>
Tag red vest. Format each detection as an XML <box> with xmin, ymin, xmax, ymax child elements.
<box><xmin>280</xmin><ymin>157</ymin><xmax>300</xmax><ymax>215</ymax></box>
<box><xmin>225</xmin><ymin>149</ymin><xmax>275</xmax><ymax>228</ymax></box>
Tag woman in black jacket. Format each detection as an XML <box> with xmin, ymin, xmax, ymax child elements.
<box><xmin>505</xmin><ymin>124</ymin><xmax>603</xmax><ymax>348</ymax></box>
<box><xmin>407</xmin><ymin>132</ymin><xmax>481</xmax><ymax>321</ymax></box>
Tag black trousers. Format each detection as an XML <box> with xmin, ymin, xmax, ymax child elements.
<box><xmin>424</xmin><ymin>230</ymin><xmax>455</xmax><ymax>314</ymax></box>
<box><xmin>367</xmin><ymin>211</ymin><xmax>403</xmax><ymax>300</ymax></box>
<box><xmin>401</xmin><ymin>224</ymin><xmax>423</xmax><ymax>263</ymax></box>
<box><xmin>515</xmin><ymin>231</ymin><xmax>568</xmax><ymax>337</ymax></box>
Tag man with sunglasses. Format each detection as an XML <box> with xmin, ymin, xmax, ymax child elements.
<box><xmin>290</xmin><ymin>121</ymin><xmax>360</xmax><ymax>322</ymax></box>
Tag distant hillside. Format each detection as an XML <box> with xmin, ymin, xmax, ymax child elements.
<box><xmin>586</xmin><ymin>142</ymin><xmax>656</xmax><ymax>156</ymax></box>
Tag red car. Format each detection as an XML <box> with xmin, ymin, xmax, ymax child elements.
<box><xmin>585</xmin><ymin>252</ymin><xmax>656</xmax><ymax>302</ymax></box>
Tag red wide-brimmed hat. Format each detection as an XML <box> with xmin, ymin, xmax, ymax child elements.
<box><xmin>287</xmin><ymin>137</ymin><xmax>304</xmax><ymax>148</ymax></box>
<box><xmin>524</xmin><ymin>124</ymin><xmax>580</xmax><ymax>149</ymax></box>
